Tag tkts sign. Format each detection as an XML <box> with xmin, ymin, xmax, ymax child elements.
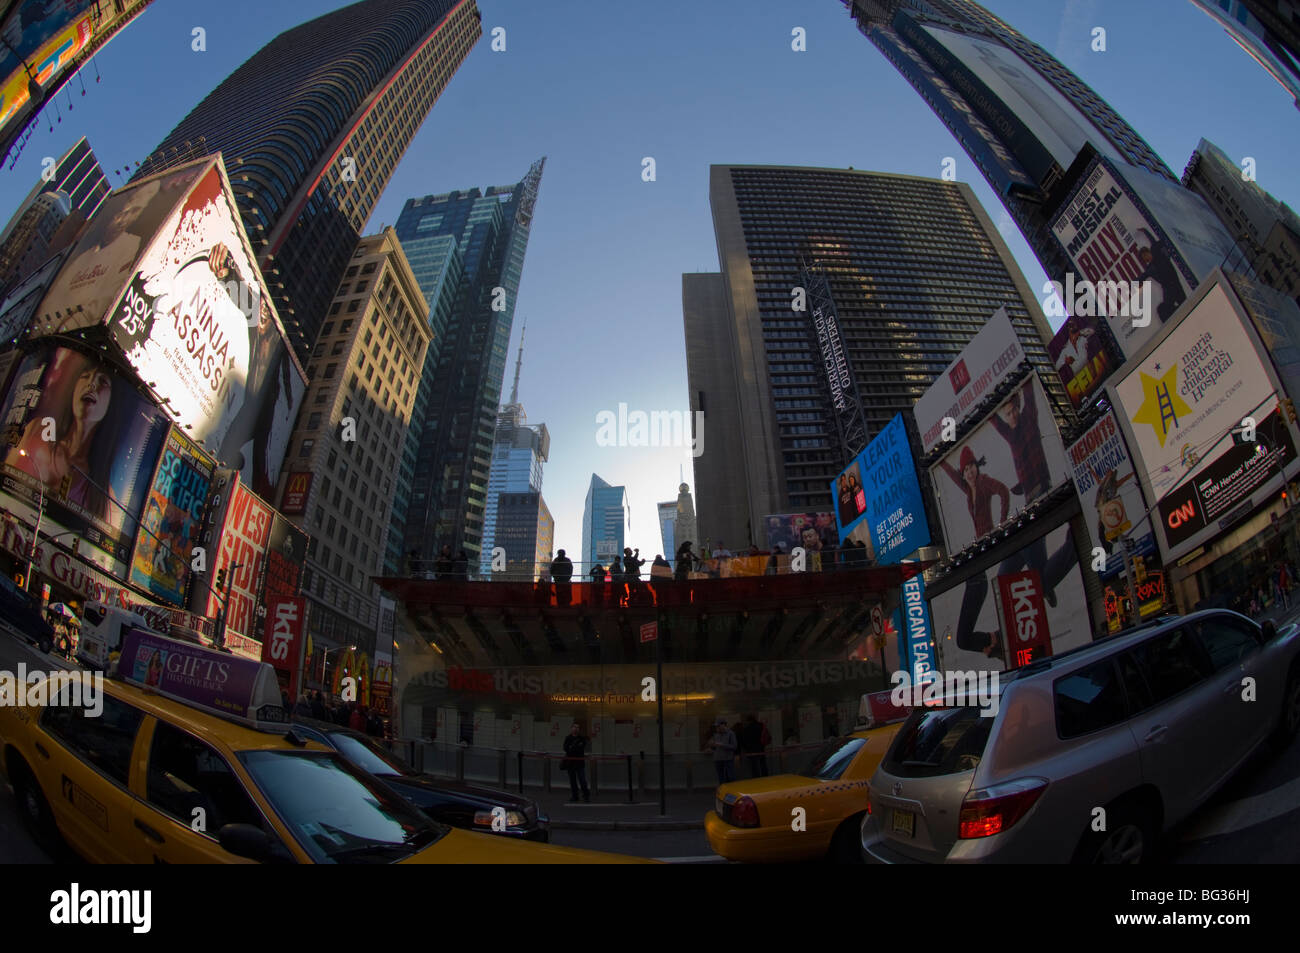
<box><xmin>262</xmin><ymin>596</ymin><xmax>305</xmax><ymax>701</ymax></box>
<box><xmin>997</xmin><ymin>570</ymin><xmax>1052</xmax><ymax>669</ymax></box>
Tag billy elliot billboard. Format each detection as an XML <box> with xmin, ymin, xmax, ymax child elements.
<box><xmin>832</xmin><ymin>413</ymin><xmax>930</xmax><ymax>563</ymax></box>
<box><xmin>930</xmin><ymin>374</ymin><xmax>1071</xmax><ymax>555</ymax></box>
<box><xmin>0</xmin><ymin>345</ymin><xmax>168</xmax><ymax>572</ymax></box>
<box><xmin>1112</xmin><ymin>273</ymin><xmax>1299</xmax><ymax>559</ymax></box>
<box><xmin>1049</xmin><ymin>155</ymin><xmax>1202</xmax><ymax>361</ymax></box>
<box><xmin>130</xmin><ymin>425</ymin><xmax>215</xmax><ymax>607</ymax></box>
<box><xmin>33</xmin><ymin>157</ymin><xmax>307</xmax><ymax>500</ymax></box>
<box><xmin>1067</xmin><ymin>410</ymin><xmax>1155</xmax><ymax>577</ymax></box>
<box><xmin>913</xmin><ymin>307</ymin><xmax>1024</xmax><ymax>455</ymax></box>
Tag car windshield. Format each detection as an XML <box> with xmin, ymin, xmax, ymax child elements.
<box><xmin>238</xmin><ymin>750</ymin><xmax>448</xmax><ymax>864</ymax></box>
<box><xmin>330</xmin><ymin>732</ymin><xmax>412</xmax><ymax>777</ymax></box>
<box><xmin>799</xmin><ymin>737</ymin><xmax>866</xmax><ymax>780</ymax></box>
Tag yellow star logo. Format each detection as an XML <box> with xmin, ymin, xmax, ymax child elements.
<box><xmin>1131</xmin><ymin>364</ymin><xmax>1191</xmax><ymax>448</ymax></box>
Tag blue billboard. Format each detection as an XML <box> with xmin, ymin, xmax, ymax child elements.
<box><xmin>832</xmin><ymin>413</ymin><xmax>930</xmax><ymax>564</ymax></box>
<box><xmin>901</xmin><ymin>573</ymin><xmax>938</xmax><ymax>686</ymax></box>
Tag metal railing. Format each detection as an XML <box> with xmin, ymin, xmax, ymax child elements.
<box><xmin>399</xmin><ymin>738</ymin><xmax>827</xmax><ymax>794</ymax></box>
<box><xmin>404</xmin><ymin>550</ymin><xmax>867</xmax><ymax>583</ymax></box>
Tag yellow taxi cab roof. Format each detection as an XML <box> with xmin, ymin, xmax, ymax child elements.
<box><xmin>101</xmin><ymin>675</ymin><xmax>329</xmax><ymax>755</ymax></box>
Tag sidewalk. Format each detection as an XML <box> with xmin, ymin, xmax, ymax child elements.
<box><xmin>535</xmin><ymin>788</ymin><xmax>717</xmax><ymax>831</ymax></box>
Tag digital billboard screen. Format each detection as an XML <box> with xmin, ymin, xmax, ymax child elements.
<box><xmin>1067</xmin><ymin>410</ymin><xmax>1155</xmax><ymax>577</ymax></box>
<box><xmin>1048</xmin><ymin>312</ymin><xmax>1116</xmax><ymax>410</ymax></box>
<box><xmin>130</xmin><ymin>426</ymin><xmax>214</xmax><ymax>606</ymax></box>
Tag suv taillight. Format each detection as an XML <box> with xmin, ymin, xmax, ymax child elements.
<box><xmin>958</xmin><ymin>778</ymin><xmax>1047</xmax><ymax>839</ymax></box>
<box><xmin>730</xmin><ymin>795</ymin><xmax>760</xmax><ymax>828</ymax></box>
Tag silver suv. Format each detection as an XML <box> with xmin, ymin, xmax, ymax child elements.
<box><xmin>861</xmin><ymin>610</ymin><xmax>1300</xmax><ymax>863</ymax></box>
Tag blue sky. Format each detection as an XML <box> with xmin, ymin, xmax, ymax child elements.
<box><xmin>3</xmin><ymin>0</ymin><xmax>1299</xmax><ymax>564</ymax></box>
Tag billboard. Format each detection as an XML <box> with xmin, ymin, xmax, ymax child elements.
<box><xmin>832</xmin><ymin>413</ymin><xmax>930</xmax><ymax>563</ymax></box>
<box><xmin>35</xmin><ymin>164</ymin><xmax>206</xmax><ymax>335</ymax></box>
<box><xmin>918</xmin><ymin>23</ymin><xmax>1127</xmax><ymax>174</ymax></box>
<box><xmin>0</xmin><ymin>3</ymin><xmax>96</xmax><ymax>134</ymax></box>
<box><xmin>1</xmin><ymin>345</ymin><xmax>167</xmax><ymax>569</ymax></box>
<box><xmin>1067</xmin><ymin>410</ymin><xmax>1155</xmax><ymax>576</ymax></box>
<box><xmin>130</xmin><ymin>426</ymin><xmax>214</xmax><ymax>606</ymax></box>
<box><xmin>281</xmin><ymin>471</ymin><xmax>312</xmax><ymax>515</ymax></box>
<box><xmin>1114</xmin><ymin>279</ymin><xmax>1283</xmax><ymax>497</ymax></box>
<box><xmin>0</xmin><ymin>246</ymin><xmax>68</xmax><ymax>343</ymax></box>
<box><xmin>1048</xmin><ymin>312</ymin><xmax>1115</xmax><ymax>410</ymax></box>
<box><xmin>899</xmin><ymin>573</ymin><xmax>938</xmax><ymax>685</ymax></box>
<box><xmin>913</xmin><ymin>307</ymin><xmax>1024</xmax><ymax>454</ymax></box>
<box><xmin>930</xmin><ymin>375</ymin><xmax>1070</xmax><ymax>555</ymax></box>
<box><xmin>196</xmin><ymin>477</ymin><xmax>272</xmax><ymax>648</ymax></box>
<box><xmin>762</xmin><ymin>512</ymin><xmax>839</xmax><ymax>555</ymax></box>
<box><xmin>261</xmin><ymin>512</ymin><xmax>307</xmax><ymax>604</ymax></box>
<box><xmin>1049</xmin><ymin>156</ymin><xmax>1196</xmax><ymax>361</ymax></box>
<box><xmin>262</xmin><ymin>595</ymin><xmax>306</xmax><ymax>702</ymax></box>
<box><xmin>931</xmin><ymin>523</ymin><xmax>1088</xmax><ymax>674</ymax></box>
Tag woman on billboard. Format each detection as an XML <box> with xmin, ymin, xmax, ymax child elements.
<box><xmin>4</xmin><ymin>349</ymin><xmax>130</xmax><ymax>523</ymax></box>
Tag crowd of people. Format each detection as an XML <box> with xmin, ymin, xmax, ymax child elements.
<box><xmin>285</xmin><ymin>689</ymin><xmax>389</xmax><ymax>738</ymax></box>
<box><xmin>1244</xmin><ymin>560</ymin><xmax>1298</xmax><ymax>618</ymax></box>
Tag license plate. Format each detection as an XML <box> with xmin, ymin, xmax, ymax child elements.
<box><xmin>891</xmin><ymin>809</ymin><xmax>915</xmax><ymax>838</ymax></box>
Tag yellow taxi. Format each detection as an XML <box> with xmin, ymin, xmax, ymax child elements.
<box><xmin>0</xmin><ymin>630</ymin><xmax>646</xmax><ymax>864</ymax></box>
<box><xmin>705</xmin><ymin>696</ymin><xmax>906</xmax><ymax>863</ymax></box>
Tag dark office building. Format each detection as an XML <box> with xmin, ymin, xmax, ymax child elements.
<box><xmin>394</xmin><ymin>159</ymin><xmax>545</xmax><ymax>568</ymax></box>
<box><xmin>132</xmin><ymin>0</ymin><xmax>481</xmax><ymax>364</ymax></box>
<box><xmin>687</xmin><ymin>164</ymin><xmax>1067</xmax><ymax>548</ymax></box>
<box><xmin>841</xmin><ymin>0</ymin><xmax>1174</xmax><ymax>282</ymax></box>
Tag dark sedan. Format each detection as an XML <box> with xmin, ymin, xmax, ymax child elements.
<box><xmin>289</xmin><ymin>718</ymin><xmax>549</xmax><ymax>842</ymax></box>
<box><xmin>0</xmin><ymin>574</ymin><xmax>55</xmax><ymax>653</ymax></box>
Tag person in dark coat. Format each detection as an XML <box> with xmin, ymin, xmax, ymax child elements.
<box><xmin>434</xmin><ymin>545</ymin><xmax>453</xmax><ymax>580</ymax></box>
<box><xmin>561</xmin><ymin>722</ymin><xmax>591</xmax><ymax>803</ymax></box>
<box><xmin>588</xmin><ymin>562</ymin><xmax>606</xmax><ymax>606</ymax></box>
<box><xmin>310</xmin><ymin>691</ymin><xmax>327</xmax><ymax>721</ymax></box>
<box><xmin>452</xmin><ymin>549</ymin><xmax>470</xmax><ymax>581</ymax></box>
<box><xmin>551</xmin><ymin>549</ymin><xmax>574</xmax><ymax>605</ymax></box>
<box><xmin>675</xmin><ymin>541</ymin><xmax>695</xmax><ymax>581</ymax></box>
<box><xmin>608</xmin><ymin>554</ymin><xmax>624</xmax><ymax>605</ymax></box>
<box><xmin>292</xmin><ymin>694</ymin><xmax>313</xmax><ymax>718</ymax></box>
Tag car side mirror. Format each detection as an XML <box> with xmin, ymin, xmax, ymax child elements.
<box><xmin>1262</xmin><ymin>620</ymin><xmax>1277</xmax><ymax>642</ymax></box>
<box><xmin>219</xmin><ymin>823</ymin><xmax>296</xmax><ymax>864</ymax></box>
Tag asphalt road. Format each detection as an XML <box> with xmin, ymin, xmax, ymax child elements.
<box><xmin>1</xmin><ymin>628</ymin><xmax>1297</xmax><ymax>864</ymax></box>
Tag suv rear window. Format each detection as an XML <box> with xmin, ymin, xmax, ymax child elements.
<box><xmin>884</xmin><ymin>707</ymin><xmax>992</xmax><ymax>778</ymax></box>
<box><xmin>1054</xmin><ymin>658</ymin><xmax>1127</xmax><ymax>739</ymax></box>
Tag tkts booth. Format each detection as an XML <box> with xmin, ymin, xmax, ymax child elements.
<box><xmin>1108</xmin><ymin>269</ymin><xmax>1300</xmax><ymax>615</ymax></box>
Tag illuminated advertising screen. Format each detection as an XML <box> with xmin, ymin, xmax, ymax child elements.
<box><xmin>0</xmin><ymin>345</ymin><xmax>167</xmax><ymax>569</ymax></box>
<box><xmin>0</xmin><ymin>3</ymin><xmax>96</xmax><ymax>133</ymax></box>
<box><xmin>930</xmin><ymin>523</ymin><xmax>1088</xmax><ymax>673</ymax></box>
<box><xmin>762</xmin><ymin>513</ymin><xmax>839</xmax><ymax>555</ymax></box>
<box><xmin>1047</xmin><ymin>312</ymin><xmax>1115</xmax><ymax>410</ymax></box>
<box><xmin>913</xmin><ymin>307</ymin><xmax>1024</xmax><ymax>455</ymax></box>
<box><xmin>832</xmin><ymin>413</ymin><xmax>930</xmax><ymax>563</ymax></box>
<box><xmin>929</xmin><ymin>375</ymin><xmax>1070</xmax><ymax>555</ymax></box>
<box><xmin>130</xmin><ymin>426</ymin><xmax>214</xmax><ymax>606</ymax></box>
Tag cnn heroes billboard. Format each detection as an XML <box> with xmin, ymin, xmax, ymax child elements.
<box><xmin>35</xmin><ymin>157</ymin><xmax>307</xmax><ymax>500</ymax></box>
<box><xmin>1113</xmin><ymin>275</ymin><xmax>1298</xmax><ymax>559</ymax></box>
<box><xmin>832</xmin><ymin>413</ymin><xmax>930</xmax><ymax>563</ymax></box>
<box><xmin>930</xmin><ymin>522</ymin><xmax>1088</xmax><ymax>674</ymax></box>
<box><xmin>930</xmin><ymin>374</ymin><xmax>1070</xmax><ymax>555</ymax></box>
<box><xmin>913</xmin><ymin>307</ymin><xmax>1024</xmax><ymax>455</ymax></box>
<box><xmin>1067</xmin><ymin>410</ymin><xmax>1154</xmax><ymax>577</ymax></box>
<box><xmin>0</xmin><ymin>345</ymin><xmax>167</xmax><ymax>572</ymax></box>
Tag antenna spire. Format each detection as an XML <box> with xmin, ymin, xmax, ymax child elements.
<box><xmin>510</xmin><ymin>319</ymin><xmax>526</xmax><ymax>405</ymax></box>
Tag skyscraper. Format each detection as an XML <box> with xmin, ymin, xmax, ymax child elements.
<box><xmin>479</xmin><ymin>325</ymin><xmax>551</xmax><ymax>577</ymax></box>
<box><xmin>657</xmin><ymin>501</ymin><xmax>677</xmax><ymax>560</ymax></box>
<box><xmin>688</xmin><ymin>164</ymin><xmax>1065</xmax><ymax>548</ymax></box>
<box><xmin>133</xmin><ymin>0</ymin><xmax>481</xmax><ymax>363</ymax></box>
<box><xmin>841</xmin><ymin>0</ymin><xmax>1174</xmax><ymax>282</ymax></box>
<box><xmin>0</xmin><ymin>137</ymin><xmax>109</xmax><ymax>238</ymax></box>
<box><xmin>582</xmin><ymin>474</ymin><xmax>630</xmax><ymax>570</ymax></box>
<box><xmin>275</xmin><ymin>228</ymin><xmax>432</xmax><ymax>655</ymax></box>
<box><xmin>1188</xmin><ymin>0</ymin><xmax>1300</xmax><ymax>110</ymax></box>
<box><xmin>393</xmin><ymin>159</ymin><xmax>545</xmax><ymax>567</ymax></box>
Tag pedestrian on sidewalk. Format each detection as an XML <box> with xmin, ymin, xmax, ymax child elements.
<box><xmin>562</xmin><ymin>722</ymin><xmax>591</xmax><ymax>803</ymax></box>
<box><xmin>705</xmin><ymin>717</ymin><xmax>738</xmax><ymax>784</ymax></box>
<box><xmin>740</xmin><ymin>713</ymin><xmax>769</xmax><ymax>778</ymax></box>
<box><xmin>552</xmin><ymin>549</ymin><xmax>574</xmax><ymax>606</ymax></box>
